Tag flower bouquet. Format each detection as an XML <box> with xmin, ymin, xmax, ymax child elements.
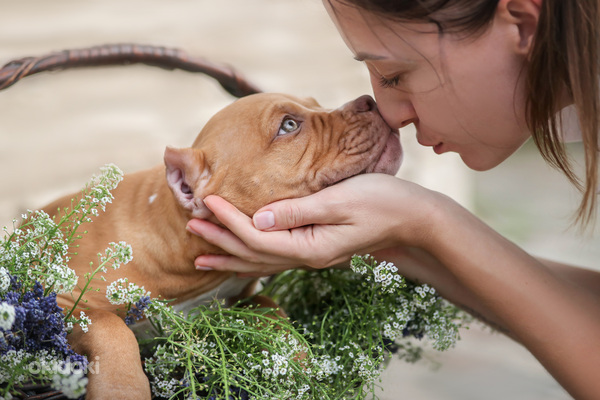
<box><xmin>141</xmin><ymin>256</ymin><xmax>470</xmax><ymax>400</ymax></box>
<box><xmin>0</xmin><ymin>165</ymin><xmax>471</xmax><ymax>399</ymax></box>
<box><xmin>0</xmin><ymin>165</ymin><xmax>125</xmax><ymax>399</ymax></box>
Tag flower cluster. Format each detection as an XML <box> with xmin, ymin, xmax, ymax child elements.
<box><xmin>0</xmin><ymin>301</ymin><xmax>15</xmax><ymax>330</ymax></box>
<box><xmin>0</xmin><ymin>164</ymin><xmax>123</xmax><ymax>299</ymax></box>
<box><xmin>105</xmin><ymin>276</ymin><xmax>153</xmax><ymax>325</ymax></box>
<box><xmin>98</xmin><ymin>241</ymin><xmax>133</xmax><ymax>273</ymax></box>
<box><xmin>0</xmin><ymin>277</ymin><xmax>88</xmax><ymax>398</ymax></box>
<box><xmin>106</xmin><ymin>277</ymin><xmax>148</xmax><ymax>306</ymax></box>
<box><xmin>0</xmin><ymin>164</ymin><xmax>124</xmax><ymax>399</ymax></box>
<box><xmin>144</xmin><ymin>303</ymin><xmax>324</xmax><ymax>400</ymax></box>
<box><xmin>1</xmin><ymin>348</ymin><xmax>88</xmax><ymax>399</ymax></box>
<box><xmin>257</xmin><ymin>254</ymin><xmax>471</xmax><ymax>398</ymax></box>
<box><xmin>77</xmin><ymin>163</ymin><xmax>123</xmax><ymax>220</ymax></box>
<box><xmin>78</xmin><ymin>311</ymin><xmax>92</xmax><ymax>334</ymax></box>
<box><xmin>62</xmin><ymin>240</ymin><xmax>135</xmax><ymax>330</ymax></box>
<box><xmin>142</xmin><ymin>255</ymin><xmax>471</xmax><ymax>399</ymax></box>
<box><xmin>0</xmin><ymin>210</ymin><xmax>77</xmax><ymax>297</ymax></box>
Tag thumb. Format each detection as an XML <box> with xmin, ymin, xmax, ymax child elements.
<box><xmin>252</xmin><ymin>194</ymin><xmax>336</xmax><ymax>231</ymax></box>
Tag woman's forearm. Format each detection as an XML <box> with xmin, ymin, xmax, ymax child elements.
<box><xmin>374</xmin><ymin>246</ymin><xmax>512</xmax><ymax>334</ymax></box>
<box><xmin>418</xmin><ymin>199</ymin><xmax>600</xmax><ymax>400</ymax></box>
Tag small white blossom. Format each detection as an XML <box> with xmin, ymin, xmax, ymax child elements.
<box><xmin>51</xmin><ymin>369</ymin><xmax>88</xmax><ymax>399</ymax></box>
<box><xmin>78</xmin><ymin>311</ymin><xmax>92</xmax><ymax>333</ymax></box>
<box><xmin>0</xmin><ymin>302</ymin><xmax>16</xmax><ymax>330</ymax></box>
<box><xmin>105</xmin><ymin>278</ymin><xmax>149</xmax><ymax>305</ymax></box>
<box><xmin>0</xmin><ymin>267</ymin><xmax>10</xmax><ymax>293</ymax></box>
<box><xmin>99</xmin><ymin>241</ymin><xmax>133</xmax><ymax>271</ymax></box>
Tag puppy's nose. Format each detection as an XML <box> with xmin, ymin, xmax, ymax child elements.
<box><xmin>352</xmin><ymin>95</ymin><xmax>377</xmax><ymax>113</ymax></box>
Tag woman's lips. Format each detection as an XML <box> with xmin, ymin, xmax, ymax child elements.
<box><xmin>417</xmin><ymin>135</ymin><xmax>445</xmax><ymax>155</ymax></box>
<box><xmin>433</xmin><ymin>142</ymin><xmax>445</xmax><ymax>154</ymax></box>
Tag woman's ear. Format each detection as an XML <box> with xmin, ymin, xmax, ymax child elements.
<box><xmin>496</xmin><ymin>0</ymin><xmax>542</xmax><ymax>55</ymax></box>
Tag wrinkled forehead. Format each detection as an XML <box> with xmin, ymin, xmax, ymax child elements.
<box><xmin>232</xmin><ymin>93</ymin><xmax>323</xmax><ymax>113</ymax></box>
<box><xmin>192</xmin><ymin>93</ymin><xmax>325</xmax><ymax>147</ymax></box>
<box><xmin>215</xmin><ymin>93</ymin><xmax>324</xmax><ymax>125</ymax></box>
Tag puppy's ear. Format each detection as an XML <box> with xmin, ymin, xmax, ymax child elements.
<box><xmin>164</xmin><ymin>146</ymin><xmax>212</xmax><ymax>219</ymax></box>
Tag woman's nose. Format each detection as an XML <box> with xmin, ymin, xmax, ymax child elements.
<box><xmin>373</xmin><ymin>88</ymin><xmax>418</xmax><ymax>130</ymax></box>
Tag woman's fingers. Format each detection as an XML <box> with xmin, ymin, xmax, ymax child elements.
<box><xmin>187</xmin><ymin>199</ymin><xmax>307</xmax><ymax>262</ymax></box>
<box><xmin>194</xmin><ymin>254</ymin><xmax>294</xmax><ymax>277</ymax></box>
<box><xmin>186</xmin><ymin>218</ymin><xmax>255</xmax><ymax>259</ymax></box>
<box><xmin>202</xmin><ymin>195</ymin><xmax>318</xmax><ymax>258</ymax></box>
<box><xmin>252</xmin><ymin>197</ymin><xmax>318</xmax><ymax>231</ymax></box>
<box><xmin>201</xmin><ymin>195</ymin><xmax>282</xmax><ymax>251</ymax></box>
<box><xmin>251</xmin><ymin>188</ymin><xmax>346</xmax><ymax>231</ymax></box>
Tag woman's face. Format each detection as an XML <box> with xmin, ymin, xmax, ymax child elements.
<box><xmin>324</xmin><ymin>0</ymin><xmax>532</xmax><ymax>171</ymax></box>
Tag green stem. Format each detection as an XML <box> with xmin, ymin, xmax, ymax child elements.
<box><xmin>64</xmin><ymin>256</ymin><xmax>113</xmax><ymax>320</ymax></box>
<box><xmin>200</xmin><ymin>310</ymin><xmax>231</xmax><ymax>398</ymax></box>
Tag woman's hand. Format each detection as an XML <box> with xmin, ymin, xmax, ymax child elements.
<box><xmin>186</xmin><ymin>173</ymin><xmax>438</xmax><ymax>276</ymax></box>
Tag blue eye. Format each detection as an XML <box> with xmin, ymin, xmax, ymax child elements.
<box><xmin>278</xmin><ymin>118</ymin><xmax>300</xmax><ymax>135</ymax></box>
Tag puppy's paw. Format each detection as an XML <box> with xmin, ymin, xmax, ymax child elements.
<box><xmin>68</xmin><ymin>309</ymin><xmax>151</xmax><ymax>399</ymax></box>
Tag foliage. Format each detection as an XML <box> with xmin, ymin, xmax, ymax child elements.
<box><xmin>0</xmin><ymin>164</ymin><xmax>125</xmax><ymax>399</ymax></box>
<box><xmin>140</xmin><ymin>255</ymin><xmax>471</xmax><ymax>399</ymax></box>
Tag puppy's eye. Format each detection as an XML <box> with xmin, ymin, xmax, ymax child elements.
<box><xmin>278</xmin><ymin>118</ymin><xmax>300</xmax><ymax>135</ymax></box>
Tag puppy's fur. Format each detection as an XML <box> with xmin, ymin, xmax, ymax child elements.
<box><xmin>44</xmin><ymin>93</ymin><xmax>402</xmax><ymax>399</ymax></box>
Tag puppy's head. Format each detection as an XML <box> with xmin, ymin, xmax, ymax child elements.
<box><xmin>164</xmin><ymin>93</ymin><xmax>402</xmax><ymax>218</ymax></box>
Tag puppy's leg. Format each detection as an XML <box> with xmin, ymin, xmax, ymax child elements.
<box><xmin>227</xmin><ymin>280</ymin><xmax>287</xmax><ymax>318</ymax></box>
<box><xmin>246</xmin><ymin>294</ymin><xmax>288</xmax><ymax>318</ymax></box>
<box><xmin>68</xmin><ymin>309</ymin><xmax>151</xmax><ymax>400</ymax></box>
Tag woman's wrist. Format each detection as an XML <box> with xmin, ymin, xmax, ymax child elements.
<box><xmin>389</xmin><ymin>183</ymin><xmax>462</xmax><ymax>252</ymax></box>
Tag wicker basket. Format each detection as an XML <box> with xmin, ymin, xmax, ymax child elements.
<box><xmin>7</xmin><ymin>381</ymin><xmax>69</xmax><ymax>400</ymax></box>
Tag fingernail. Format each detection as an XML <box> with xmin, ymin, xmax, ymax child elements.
<box><xmin>196</xmin><ymin>265</ymin><xmax>213</xmax><ymax>271</ymax></box>
<box><xmin>186</xmin><ymin>220</ymin><xmax>203</xmax><ymax>236</ymax></box>
<box><xmin>253</xmin><ymin>211</ymin><xmax>275</xmax><ymax>230</ymax></box>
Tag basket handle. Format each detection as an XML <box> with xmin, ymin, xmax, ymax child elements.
<box><xmin>0</xmin><ymin>43</ymin><xmax>262</xmax><ymax>97</ymax></box>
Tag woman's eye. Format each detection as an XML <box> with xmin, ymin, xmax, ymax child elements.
<box><xmin>278</xmin><ymin>118</ymin><xmax>300</xmax><ymax>135</ymax></box>
<box><xmin>378</xmin><ymin>74</ymin><xmax>401</xmax><ymax>89</ymax></box>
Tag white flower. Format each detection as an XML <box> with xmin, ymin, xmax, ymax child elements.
<box><xmin>0</xmin><ymin>267</ymin><xmax>10</xmax><ymax>293</ymax></box>
<box><xmin>51</xmin><ymin>369</ymin><xmax>88</xmax><ymax>399</ymax></box>
<box><xmin>0</xmin><ymin>302</ymin><xmax>16</xmax><ymax>331</ymax></box>
<box><xmin>47</xmin><ymin>264</ymin><xmax>78</xmax><ymax>294</ymax></box>
<box><xmin>105</xmin><ymin>278</ymin><xmax>148</xmax><ymax>305</ymax></box>
<box><xmin>78</xmin><ymin>311</ymin><xmax>92</xmax><ymax>333</ymax></box>
<box><xmin>99</xmin><ymin>242</ymin><xmax>133</xmax><ymax>271</ymax></box>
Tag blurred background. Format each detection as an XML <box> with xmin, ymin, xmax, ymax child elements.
<box><xmin>1</xmin><ymin>1</ymin><xmax>596</xmax><ymax>398</ymax></box>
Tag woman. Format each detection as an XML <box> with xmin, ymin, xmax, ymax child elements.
<box><xmin>186</xmin><ymin>1</ymin><xmax>600</xmax><ymax>398</ymax></box>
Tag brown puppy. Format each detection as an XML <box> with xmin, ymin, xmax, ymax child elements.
<box><xmin>44</xmin><ymin>93</ymin><xmax>402</xmax><ymax>399</ymax></box>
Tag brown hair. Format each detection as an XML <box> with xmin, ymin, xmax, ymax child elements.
<box><xmin>336</xmin><ymin>0</ymin><xmax>600</xmax><ymax>227</ymax></box>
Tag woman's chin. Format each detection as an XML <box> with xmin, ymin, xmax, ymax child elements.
<box><xmin>460</xmin><ymin>152</ymin><xmax>506</xmax><ymax>172</ymax></box>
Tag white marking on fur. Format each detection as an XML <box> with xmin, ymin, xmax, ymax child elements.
<box><xmin>198</xmin><ymin>168</ymin><xmax>210</xmax><ymax>181</ymax></box>
<box><xmin>148</xmin><ymin>193</ymin><xmax>158</xmax><ymax>204</ymax></box>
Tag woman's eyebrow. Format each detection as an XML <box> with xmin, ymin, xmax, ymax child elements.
<box><xmin>353</xmin><ymin>52</ymin><xmax>388</xmax><ymax>61</ymax></box>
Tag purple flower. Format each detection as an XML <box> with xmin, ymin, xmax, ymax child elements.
<box><xmin>0</xmin><ymin>274</ymin><xmax>88</xmax><ymax>371</ymax></box>
<box><xmin>125</xmin><ymin>295</ymin><xmax>152</xmax><ymax>326</ymax></box>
